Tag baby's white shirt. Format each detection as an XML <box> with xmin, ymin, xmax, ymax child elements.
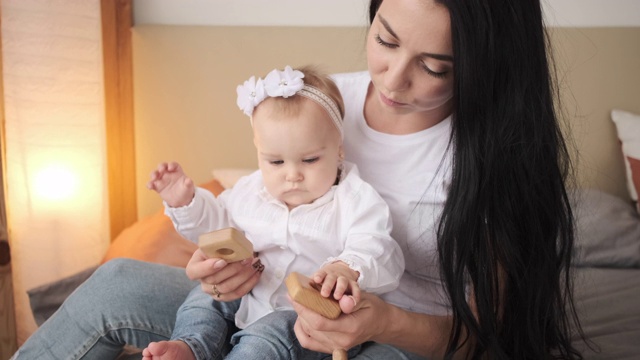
<box><xmin>165</xmin><ymin>161</ymin><xmax>404</xmax><ymax>328</ymax></box>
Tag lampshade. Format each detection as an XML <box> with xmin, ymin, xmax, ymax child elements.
<box><xmin>2</xmin><ymin>0</ymin><xmax>109</xmax><ymax>345</ymax></box>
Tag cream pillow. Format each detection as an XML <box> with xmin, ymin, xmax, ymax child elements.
<box><xmin>211</xmin><ymin>168</ymin><xmax>257</xmax><ymax>189</ymax></box>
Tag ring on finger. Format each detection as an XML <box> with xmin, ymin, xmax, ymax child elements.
<box><xmin>211</xmin><ymin>284</ymin><xmax>222</xmax><ymax>298</ymax></box>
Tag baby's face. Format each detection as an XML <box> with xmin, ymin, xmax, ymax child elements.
<box><xmin>252</xmin><ymin>99</ymin><xmax>342</xmax><ymax>210</ymax></box>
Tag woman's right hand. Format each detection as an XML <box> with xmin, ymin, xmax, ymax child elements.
<box><xmin>293</xmin><ymin>290</ymin><xmax>458</xmax><ymax>358</ymax></box>
<box><xmin>185</xmin><ymin>248</ymin><xmax>262</xmax><ymax>302</ymax></box>
<box><xmin>291</xmin><ymin>291</ymin><xmax>389</xmax><ymax>354</ymax></box>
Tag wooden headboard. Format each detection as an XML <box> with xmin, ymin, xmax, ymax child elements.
<box><xmin>131</xmin><ymin>25</ymin><xmax>640</xmax><ymax>219</ymax></box>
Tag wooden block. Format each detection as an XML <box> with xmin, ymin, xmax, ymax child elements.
<box><xmin>285</xmin><ymin>272</ymin><xmax>341</xmax><ymax>320</ymax></box>
<box><xmin>198</xmin><ymin>227</ymin><xmax>254</xmax><ymax>262</ymax></box>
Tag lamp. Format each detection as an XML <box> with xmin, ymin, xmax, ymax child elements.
<box><xmin>33</xmin><ymin>164</ymin><xmax>78</xmax><ymax>202</ymax></box>
<box><xmin>2</xmin><ymin>0</ymin><xmax>109</xmax><ymax>345</ymax></box>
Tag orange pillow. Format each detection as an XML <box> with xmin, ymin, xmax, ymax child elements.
<box><xmin>628</xmin><ymin>157</ymin><xmax>640</xmax><ymax>204</ymax></box>
<box><xmin>102</xmin><ymin>179</ymin><xmax>225</xmax><ymax>267</ymax></box>
<box><xmin>612</xmin><ymin>109</ymin><xmax>640</xmax><ymax>210</ymax></box>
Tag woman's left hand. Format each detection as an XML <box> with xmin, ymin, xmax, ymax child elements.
<box><xmin>291</xmin><ymin>291</ymin><xmax>388</xmax><ymax>353</ymax></box>
<box><xmin>186</xmin><ymin>248</ymin><xmax>262</xmax><ymax>302</ymax></box>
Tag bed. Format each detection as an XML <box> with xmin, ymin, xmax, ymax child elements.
<box><xmin>569</xmin><ymin>186</ymin><xmax>640</xmax><ymax>358</ymax></box>
<box><xmin>21</xmin><ymin>24</ymin><xmax>640</xmax><ymax>359</ymax></box>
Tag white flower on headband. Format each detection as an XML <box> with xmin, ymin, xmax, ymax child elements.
<box><xmin>263</xmin><ymin>66</ymin><xmax>304</xmax><ymax>98</ymax></box>
<box><xmin>235</xmin><ymin>66</ymin><xmax>343</xmax><ymax>138</ymax></box>
<box><xmin>236</xmin><ymin>76</ymin><xmax>266</xmax><ymax>116</ymax></box>
<box><xmin>236</xmin><ymin>66</ymin><xmax>306</xmax><ymax>117</ymax></box>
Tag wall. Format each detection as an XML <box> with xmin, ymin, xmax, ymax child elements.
<box><xmin>132</xmin><ymin>25</ymin><xmax>640</xmax><ymax>218</ymax></box>
<box><xmin>133</xmin><ymin>26</ymin><xmax>368</xmax><ymax>217</ymax></box>
<box><xmin>131</xmin><ymin>0</ymin><xmax>640</xmax><ymax>28</ymax></box>
<box><xmin>550</xmin><ymin>28</ymin><xmax>640</xmax><ymax>195</ymax></box>
<box><xmin>131</xmin><ymin>2</ymin><xmax>640</xmax><ymax>218</ymax></box>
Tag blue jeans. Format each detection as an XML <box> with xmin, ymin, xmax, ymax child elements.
<box><xmin>176</xmin><ymin>286</ymin><xmax>361</xmax><ymax>360</ymax></box>
<box><xmin>12</xmin><ymin>258</ymin><xmax>427</xmax><ymax>360</ymax></box>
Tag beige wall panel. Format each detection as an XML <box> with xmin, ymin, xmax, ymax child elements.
<box><xmin>550</xmin><ymin>28</ymin><xmax>640</xmax><ymax>200</ymax></box>
<box><xmin>133</xmin><ymin>25</ymin><xmax>640</xmax><ymax>217</ymax></box>
<box><xmin>133</xmin><ymin>26</ymin><xmax>368</xmax><ymax>217</ymax></box>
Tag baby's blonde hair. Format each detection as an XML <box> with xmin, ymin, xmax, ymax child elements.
<box><xmin>259</xmin><ymin>65</ymin><xmax>345</xmax><ymax>123</ymax></box>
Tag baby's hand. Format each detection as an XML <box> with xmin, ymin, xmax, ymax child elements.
<box><xmin>146</xmin><ymin>162</ymin><xmax>195</xmax><ymax>207</ymax></box>
<box><xmin>312</xmin><ymin>261</ymin><xmax>360</xmax><ymax>305</ymax></box>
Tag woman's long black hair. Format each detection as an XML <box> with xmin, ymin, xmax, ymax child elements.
<box><xmin>370</xmin><ymin>1</ymin><xmax>584</xmax><ymax>358</ymax></box>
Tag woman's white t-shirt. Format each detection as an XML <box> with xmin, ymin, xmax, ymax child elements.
<box><xmin>333</xmin><ymin>71</ymin><xmax>453</xmax><ymax>315</ymax></box>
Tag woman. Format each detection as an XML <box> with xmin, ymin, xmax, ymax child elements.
<box><xmin>13</xmin><ymin>0</ymin><xmax>584</xmax><ymax>359</ymax></box>
<box><xmin>290</xmin><ymin>0</ymin><xmax>584</xmax><ymax>358</ymax></box>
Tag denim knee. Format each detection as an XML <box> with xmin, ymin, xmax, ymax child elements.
<box><xmin>228</xmin><ymin>311</ymin><xmax>298</xmax><ymax>359</ymax></box>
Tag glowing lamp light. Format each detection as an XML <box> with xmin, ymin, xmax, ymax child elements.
<box><xmin>33</xmin><ymin>165</ymin><xmax>79</xmax><ymax>202</ymax></box>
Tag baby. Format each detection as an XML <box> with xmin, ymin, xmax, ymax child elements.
<box><xmin>143</xmin><ymin>66</ymin><xmax>404</xmax><ymax>360</ymax></box>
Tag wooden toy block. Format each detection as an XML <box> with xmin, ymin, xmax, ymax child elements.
<box><xmin>286</xmin><ymin>272</ymin><xmax>347</xmax><ymax>359</ymax></box>
<box><xmin>198</xmin><ymin>227</ymin><xmax>254</xmax><ymax>262</ymax></box>
<box><xmin>285</xmin><ymin>272</ymin><xmax>341</xmax><ymax>320</ymax></box>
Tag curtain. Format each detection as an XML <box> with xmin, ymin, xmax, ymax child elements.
<box><xmin>2</xmin><ymin>0</ymin><xmax>109</xmax><ymax>345</ymax></box>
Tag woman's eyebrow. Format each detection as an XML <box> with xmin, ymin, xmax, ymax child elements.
<box><xmin>378</xmin><ymin>15</ymin><xmax>400</xmax><ymax>39</ymax></box>
<box><xmin>379</xmin><ymin>14</ymin><xmax>454</xmax><ymax>63</ymax></box>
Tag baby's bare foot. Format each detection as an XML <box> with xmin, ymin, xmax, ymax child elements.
<box><xmin>141</xmin><ymin>340</ymin><xmax>195</xmax><ymax>360</ymax></box>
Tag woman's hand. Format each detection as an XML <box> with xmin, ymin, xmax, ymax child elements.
<box><xmin>291</xmin><ymin>291</ymin><xmax>388</xmax><ymax>353</ymax></box>
<box><xmin>186</xmin><ymin>248</ymin><xmax>262</xmax><ymax>302</ymax></box>
<box><xmin>294</xmin><ymin>290</ymin><xmax>466</xmax><ymax>358</ymax></box>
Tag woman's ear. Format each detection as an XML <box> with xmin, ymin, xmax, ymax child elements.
<box><xmin>338</xmin><ymin>146</ymin><xmax>345</xmax><ymax>161</ymax></box>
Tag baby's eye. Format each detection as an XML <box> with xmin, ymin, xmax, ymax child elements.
<box><xmin>269</xmin><ymin>160</ymin><xmax>284</xmax><ymax>165</ymax></box>
<box><xmin>303</xmin><ymin>157</ymin><xmax>319</xmax><ymax>164</ymax></box>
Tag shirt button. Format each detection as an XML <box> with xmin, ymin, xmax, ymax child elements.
<box><xmin>275</xmin><ymin>269</ymin><xmax>284</xmax><ymax>279</ymax></box>
<box><xmin>279</xmin><ymin>246</ymin><xmax>286</xmax><ymax>250</ymax></box>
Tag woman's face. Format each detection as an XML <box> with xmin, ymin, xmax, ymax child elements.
<box><xmin>367</xmin><ymin>0</ymin><xmax>454</xmax><ymax>117</ymax></box>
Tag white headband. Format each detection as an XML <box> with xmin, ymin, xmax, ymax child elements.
<box><xmin>236</xmin><ymin>66</ymin><xmax>343</xmax><ymax>138</ymax></box>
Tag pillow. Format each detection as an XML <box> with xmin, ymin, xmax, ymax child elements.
<box><xmin>571</xmin><ymin>188</ymin><xmax>640</xmax><ymax>268</ymax></box>
<box><xmin>211</xmin><ymin>168</ymin><xmax>256</xmax><ymax>189</ymax></box>
<box><xmin>102</xmin><ymin>179</ymin><xmax>225</xmax><ymax>267</ymax></box>
<box><xmin>611</xmin><ymin>109</ymin><xmax>640</xmax><ymax>210</ymax></box>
